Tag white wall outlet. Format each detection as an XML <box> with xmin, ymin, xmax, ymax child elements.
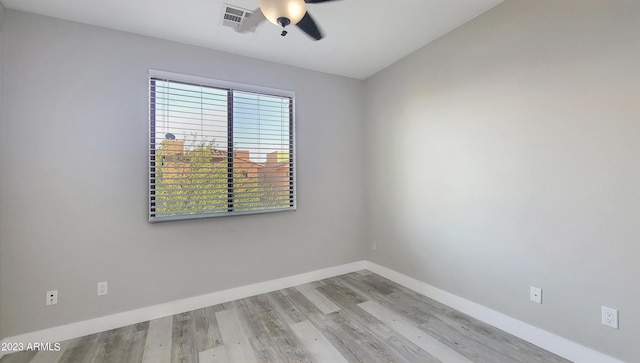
<box><xmin>372</xmin><ymin>240</ymin><xmax>377</xmax><ymax>250</ymax></box>
<box><xmin>97</xmin><ymin>281</ymin><xmax>108</xmax><ymax>296</ymax></box>
<box><xmin>46</xmin><ymin>290</ymin><xmax>58</xmax><ymax>305</ymax></box>
<box><xmin>530</xmin><ymin>286</ymin><xmax>542</xmax><ymax>304</ymax></box>
<box><xmin>601</xmin><ymin>306</ymin><xmax>618</xmax><ymax>329</ymax></box>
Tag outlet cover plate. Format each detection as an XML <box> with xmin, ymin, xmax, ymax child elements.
<box><xmin>46</xmin><ymin>290</ymin><xmax>58</xmax><ymax>305</ymax></box>
<box><xmin>601</xmin><ymin>306</ymin><xmax>618</xmax><ymax>329</ymax></box>
<box><xmin>530</xmin><ymin>286</ymin><xmax>542</xmax><ymax>304</ymax></box>
<box><xmin>97</xmin><ymin>281</ymin><xmax>108</xmax><ymax>296</ymax></box>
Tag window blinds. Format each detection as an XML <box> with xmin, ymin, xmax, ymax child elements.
<box><xmin>149</xmin><ymin>74</ymin><xmax>295</xmax><ymax>222</ymax></box>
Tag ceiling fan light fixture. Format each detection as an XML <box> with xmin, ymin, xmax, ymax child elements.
<box><xmin>259</xmin><ymin>0</ymin><xmax>307</xmax><ymax>26</ymax></box>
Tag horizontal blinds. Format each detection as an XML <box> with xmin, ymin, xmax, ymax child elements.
<box><xmin>149</xmin><ymin>77</ymin><xmax>295</xmax><ymax>221</ymax></box>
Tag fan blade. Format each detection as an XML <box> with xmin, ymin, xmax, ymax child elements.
<box><xmin>296</xmin><ymin>11</ymin><xmax>324</xmax><ymax>40</ymax></box>
<box><xmin>238</xmin><ymin>8</ymin><xmax>265</xmax><ymax>33</ymax></box>
<box><xmin>305</xmin><ymin>0</ymin><xmax>340</xmax><ymax>3</ymax></box>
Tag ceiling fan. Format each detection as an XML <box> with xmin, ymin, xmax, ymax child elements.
<box><xmin>238</xmin><ymin>0</ymin><xmax>340</xmax><ymax>41</ymax></box>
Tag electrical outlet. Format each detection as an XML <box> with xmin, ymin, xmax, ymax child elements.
<box><xmin>530</xmin><ymin>286</ymin><xmax>542</xmax><ymax>304</ymax></box>
<box><xmin>46</xmin><ymin>290</ymin><xmax>58</xmax><ymax>305</ymax></box>
<box><xmin>601</xmin><ymin>306</ymin><xmax>618</xmax><ymax>329</ymax></box>
<box><xmin>372</xmin><ymin>240</ymin><xmax>377</xmax><ymax>250</ymax></box>
<box><xmin>97</xmin><ymin>281</ymin><xmax>108</xmax><ymax>296</ymax></box>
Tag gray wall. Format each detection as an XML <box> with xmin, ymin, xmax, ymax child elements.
<box><xmin>0</xmin><ymin>0</ymin><xmax>5</xmax><ymax>341</ymax></box>
<box><xmin>0</xmin><ymin>10</ymin><xmax>366</xmax><ymax>338</ymax></box>
<box><xmin>364</xmin><ymin>1</ymin><xmax>639</xmax><ymax>361</ymax></box>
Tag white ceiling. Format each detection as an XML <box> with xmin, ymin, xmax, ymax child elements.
<box><xmin>2</xmin><ymin>0</ymin><xmax>503</xmax><ymax>79</ymax></box>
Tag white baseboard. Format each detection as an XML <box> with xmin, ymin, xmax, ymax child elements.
<box><xmin>363</xmin><ymin>261</ymin><xmax>624</xmax><ymax>363</ymax></box>
<box><xmin>0</xmin><ymin>260</ymin><xmax>623</xmax><ymax>363</ymax></box>
<box><xmin>0</xmin><ymin>260</ymin><xmax>368</xmax><ymax>357</ymax></box>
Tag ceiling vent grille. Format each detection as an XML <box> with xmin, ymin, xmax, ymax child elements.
<box><xmin>221</xmin><ymin>4</ymin><xmax>255</xmax><ymax>32</ymax></box>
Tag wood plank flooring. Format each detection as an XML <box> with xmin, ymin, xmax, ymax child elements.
<box><xmin>0</xmin><ymin>271</ymin><xmax>571</xmax><ymax>363</ymax></box>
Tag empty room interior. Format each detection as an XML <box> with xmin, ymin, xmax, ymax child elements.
<box><xmin>0</xmin><ymin>0</ymin><xmax>638</xmax><ymax>362</ymax></box>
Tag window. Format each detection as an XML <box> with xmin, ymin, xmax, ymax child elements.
<box><xmin>149</xmin><ymin>71</ymin><xmax>295</xmax><ymax>222</ymax></box>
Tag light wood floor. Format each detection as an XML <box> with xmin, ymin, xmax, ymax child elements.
<box><xmin>1</xmin><ymin>271</ymin><xmax>570</xmax><ymax>363</ymax></box>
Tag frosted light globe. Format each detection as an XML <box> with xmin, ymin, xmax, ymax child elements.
<box><xmin>260</xmin><ymin>0</ymin><xmax>307</xmax><ymax>26</ymax></box>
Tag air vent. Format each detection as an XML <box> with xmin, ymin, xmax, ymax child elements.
<box><xmin>221</xmin><ymin>4</ymin><xmax>255</xmax><ymax>32</ymax></box>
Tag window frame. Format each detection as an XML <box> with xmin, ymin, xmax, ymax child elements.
<box><xmin>148</xmin><ymin>69</ymin><xmax>297</xmax><ymax>222</ymax></box>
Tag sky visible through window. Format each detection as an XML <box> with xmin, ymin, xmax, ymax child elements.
<box><xmin>153</xmin><ymin>81</ymin><xmax>290</xmax><ymax>163</ymax></box>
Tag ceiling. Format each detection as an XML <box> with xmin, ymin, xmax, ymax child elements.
<box><xmin>1</xmin><ymin>0</ymin><xmax>503</xmax><ymax>79</ymax></box>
